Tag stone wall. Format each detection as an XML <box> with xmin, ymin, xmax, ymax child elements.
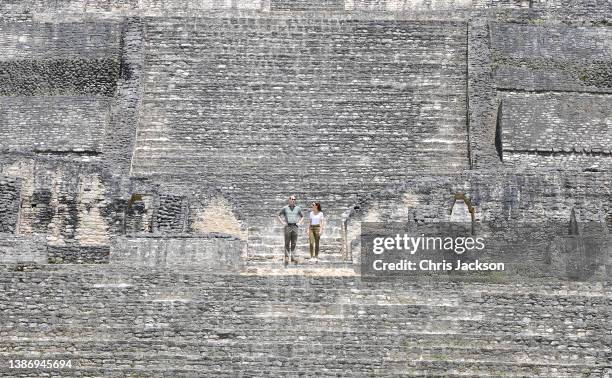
<box><xmin>345</xmin><ymin>169</ymin><xmax>611</xmax><ymax>273</ymax></box>
<box><xmin>110</xmin><ymin>235</ymin><xmax>245</xmax><ymax>270</ymax></box>
<box><xmin>0</xmin><ymin>265</ymin><xmax>609</xmax><ymax>376</ymax></box>
<box><xmin>0</xmin><ymin>96</ymin><xmax>111</xmax><ymax>153</ymax></box>
<box><xmin>0</xmin><ymin>21</ymin><xmax>120</xmax><ymax>60</ymax></box>
<box><xmin>0</xmin><ymin>234</ymin><xmax>47</xmax><ymax>263</ymax></box>
<box><xmin>0</xmin><ymin>176</ymin><xmax>20</xmax><ymax>233</ymax></box>
<box><xmin>484</xmin><ymin>17</ymin><xmax>612</xmax><ymax>171</ymax></box>
<box><xmin>3</xmin><ymin>0</ymin><xmax>609</xmax><ymax>18</ymax></box>
<box><xmin>0</xmin><ymin>22</ymin><xmax>121</xmax><ymax>96</ymax></box>
<box><xmin>500</xmin><ymin>92</ymin><xmax>612</xmax><ymax>171</ymax></box>
<box><xmin>490</xmin><ymin>22</ymin><xmax>612</xmax><ymax>93</ymax></box>
<box><xmin>347</xmin><ymin>170</ymin><xmax>611</xmax><ymax>223</ymax></box>
<box><xmin>0</xmin><ymin>3</ymin><xmax>610</xmax><ymax>376</ymax></box>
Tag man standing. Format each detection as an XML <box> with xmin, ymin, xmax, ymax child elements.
<box><xmin>277</xmin><ymin>195</ymin><xmax>304</xmax><ymax>266</ymax></box>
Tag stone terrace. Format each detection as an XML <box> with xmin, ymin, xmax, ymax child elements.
<box><xmin>0</xmin><ymin>264</ymin><xmax>609</xmax><ymax>377</ymax></box>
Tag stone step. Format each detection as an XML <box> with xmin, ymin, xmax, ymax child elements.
<box><xmin>2</xmin><ymin>286</ymin><xmax>604</xmax><ymax>312</ymax></box>
<box><xmin>2</xmin><ymin>332</ymin><xmax>606</xmax><ymax>360</ymax></box>
<box><xmin>247</xmin><ymin>239</ymin><xmax>343</xmax><ymax>246</ymax></box>
<box><xmin>2</xmin><ymin>330</ymin><xmax>608</xmax><ymax>351</ymax></box>
<box><xmin>0</xmin><ymin>266</ymin><xmax>608</xmax><ymax>290</ymax></box>
<box><xmin>246</xmin><ymin>254</ymin><xmax>345</xmax><ymax>262</ymax></box>
<box><xmin>248</xmin><ymin>234</ymin><xmax>344</xmax><ymax>242</ymax></box>
<box><xmin>398</xmin><ymin>359</ymin><xmax>608</xmax><ymax>377</ymax></box>
<box><xmin>247</xmin><ymin>243</ymin><xmax>344</xmax><ymax>250</ymax></box>
<box><xmin>2</xmin><ymin>315</ymin><xmax>607</xmax><ymax>339</ymax></box>
<box><xmin>0</xmin><ymin>269</ymin><xmax>608</xmax><ymax>299</ymax></box>
<box><xmin>1</xmin><ymin>299</ymin><xmax>605</xmax><ymax>324</ymax></box>
<box><xmin>0</xmin><ymin>283</ymin><xmax>607</xmax><ymax>307</ymax></box>
<box><xmin>1</xmin><ymin>321</ymin><xmax>604</xmax><ymax>342</ymax></box>
<box><xmin>247</xmin><ymin>241</ymin><xmax>343</xmax><ymax>248</ymax></box>
<box><xmin>1</xmin><ymin>340</ymin><xmax>607</xmax><ymax>366</ymax></box>
<box><xmin>245</xmin><ymin>260</ymin><xmax>348</xmax><ymax>267</ymax></box>
<box><xmin>247</xmin><ymin>245</ymin><xmax>341</xmax><ymax>251</ymax></box>
<box><xmin>1</xmin><ymin>327</ymin><xmax>606</xmax><ymax>343</ymax></box>
<box><xmin>246</xmin><ymin>250</ymin><xmax>345</xmax><ymax>259</ymax></box>
<box><xmin>0</xmin><ymin>353</ymin><xmax>604</xmax><ymax>377</ymax></box>
<box><xmin>0</xmin><ymin>369</ymin><xmax>230</xmax><ymax>378</ymax></box>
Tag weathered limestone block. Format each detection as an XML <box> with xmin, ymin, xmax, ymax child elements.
<box><xmin>490</xmin><ymin>22</ymin><xmax>612</xmax><ymax>93</ymax></box>
<box><xmin>124</xmin><ymin>193</ymin><xmax>155</xmax><ymax>234</ymax></box>
<box><xmin>74</xmin><ymin>174</ymin><xmax>110</xmax><ymax>246</ymax></box>
<box><xmin>498</xmin><ymin>92</ymin><xmax>612</xmax><ymax>171</ymax></box>
<box><xmin>271</xmin><ymin>0</ymin><xmax>344</xmax><ymax>11</ymax></box>
<box><xmin>0</xmin><ymin>234</ymin><xmax>46</xmax><ymax>263</ymax></box>
<box><xmin>467</xmin><ymin>17</ymin><xmax>501</xmax><ymax>169</ymax></box>
<box><xmin>47</xmin><ymin>245</ymin><xmax>110</xmax><ymax>264</ymax></box>
<box><xmin>155</xmin><ymin>193</ymin><xmax>188</xmax><ymax>232</ymax></box>
<box><xmin>0</xmin><ymin>176</ymin><xmax>20</xmax><ymax>233</ymax></box>
<box><xmin>191</xmin><ymin>196</ymin><xmax>246</xmax><ymax>239</ymax></box>
<box><xmin>110</xmin><ymin>235</ymin><xmax>245</xmax><ymax>270</ymax></box>
<box><xmin>3</xmin><ymin>160</ymin><xmax>38</xmax><ymax>235</ymax></box>
<box><xmin>0</xmin><ymin>96</ymin><xmax>111</xmax><ymax>153</ymax></box>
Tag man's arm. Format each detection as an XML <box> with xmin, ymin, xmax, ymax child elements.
<box><xmin>297</xmin><ymin>207</ymin><xmax>304</xmax><ymax>226</ymax></box>
<box><xmin>276</xmin><ymin>208</ymin><xmax>287</xmax><ymax>225</ymax></box>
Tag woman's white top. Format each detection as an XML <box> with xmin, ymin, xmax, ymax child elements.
<box><xmin>310</xmin><ymin>211</ymin><xmax>324</xmax><ymax>225</ymax></box>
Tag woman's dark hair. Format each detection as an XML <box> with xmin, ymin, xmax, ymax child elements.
<box><xmin>312</xmin><ymin>202</ymin><xmax>322</xmax><ymax>212</ymax></box>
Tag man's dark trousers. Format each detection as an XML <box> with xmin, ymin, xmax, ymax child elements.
<box><xmin>284</xmin><ymin>224</ymin><xmax>298</xmax><ymax>259</ymax></box>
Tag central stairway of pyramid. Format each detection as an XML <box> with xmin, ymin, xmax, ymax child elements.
<box><xmin>130</xmin><ymin>16</ymin><xmax>468</xmax><ymax>223</ymax></box>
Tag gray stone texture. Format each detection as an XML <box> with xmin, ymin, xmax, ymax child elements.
<box><xmin>110</xmin><ymin>235</ymin><xmax>245</xmax><ymax>270</ymax></box>
<box><xmin>0</xmin><ymin>176</ymin><xmax>20</xmax><ymax>233</ymax></box>
<box><xmin>0</xmin><ymin>1</ymin><xmax>610</xmax><ymax>376</ymax></box>
<box><xmin>271</xmin><ymin>0</ymin><xmax>344</xmax><ymax>11</ymax></box>
<box><xmin>129</xmin><ymin>17</ymin><xmax>469</xmax><ymax>225</ymax></box>
<box><xmin>0</xmin><ymin>22</ymin><xmax>121</xmax><ymax>96</ymax></box>
<box><xmin>0</xmin><ymin>22</ymin><xmax>120</xmax><ymax>60</ymax></box>
<box><xmin>490</xmin><ymin>22</ymin><xmax>612</xmax><ymax>93</ymax></box>
<box><xmin>499</xmin><ymin>92</ymin><xmax>612</xmax><ymax>170</ymax></box>
<box><xmin>501</xmin><ymin>92</ymin><xmax>611</xmax><ymax>153</ymax></box>
<box><xmin>0</xmin><ymin>266</ymin><xmax>610</xmax><ymax>376</ymax></box>
<box><xmin>467</xmin><ymin>16</ymin><xmax>500</xmax><ymax>169</ymax></box>
<box><xmin>0</xmin><ymin>96</ymin><xmax>111</xmax><ymax>153</ymax></box>
<box><xmin>0</xmin><ymin>234</ymin><xmax>47</xmax><ymax>263</ymax></box>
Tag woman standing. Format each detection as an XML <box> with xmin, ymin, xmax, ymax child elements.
<box><xmin>308</xmin><ymin>202</ymin><xmax>325</xmax><ymax>263</ymax></box>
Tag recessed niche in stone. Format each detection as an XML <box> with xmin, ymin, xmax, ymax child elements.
<box><xmin>125</xmin><ymin>194</ymin><xmax>154</xmax><ymax>233</ymax></box>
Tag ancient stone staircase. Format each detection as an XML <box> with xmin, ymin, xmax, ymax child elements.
<box><xmin>131</xmin><ymin>16</ymin><xmax>469</xmax><ymax>194</ymax></box>
<box><xmin>245</xmin><ymin>220</ymin><xmax>351</xmax><ymax>274</ymax></box>
<box><xmin>0</xmin><ymin>264</ymin><xmax>609</xmax><ymax>377</ymax></box>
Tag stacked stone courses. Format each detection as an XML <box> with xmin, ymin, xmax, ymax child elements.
<box><xmin>0</xmin><ymin>96</ymin><xmax>111</xmax><ymax>153</ymax></box>
<box><xmin>131</xmin><ymin>17</ymin><xmax>469</xmax><ymax>223</ymax></box>
<box><xmin>0</xmin><ymin>0</ymin><xmax>610</xmax><ymax>376</ymax></box>
<box><xmin>490</xmin><ymin>23</ymin><xmax>612</xmax><ymax>93</ymax></box>
<box><xmin>488</xmin><ymin>20</ymin><xmax>612</xmax><ymax>170</ymax></box>
<box><xmin>0</xmin><ymin>22</ymin><xmax>120</xmax><ymax>59</ymax></box>
<box><xmin>0</xmin><ymin>22</ymin><xmax>121</xmax><ymax>96</ymax></box>
<box><xmin>501</xmin><ymin>93</ymin><xmax>611</xmax><ymax>151</ymax></box>
<box><xmin>0</xmin><ymin>176</ymin><xmax>20</xmax><ymax>233</ymax></box>
<box><xmin>0</xmin><ymin>266</ymin><xmax>610</xmax><ymax>376</ymax></box>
